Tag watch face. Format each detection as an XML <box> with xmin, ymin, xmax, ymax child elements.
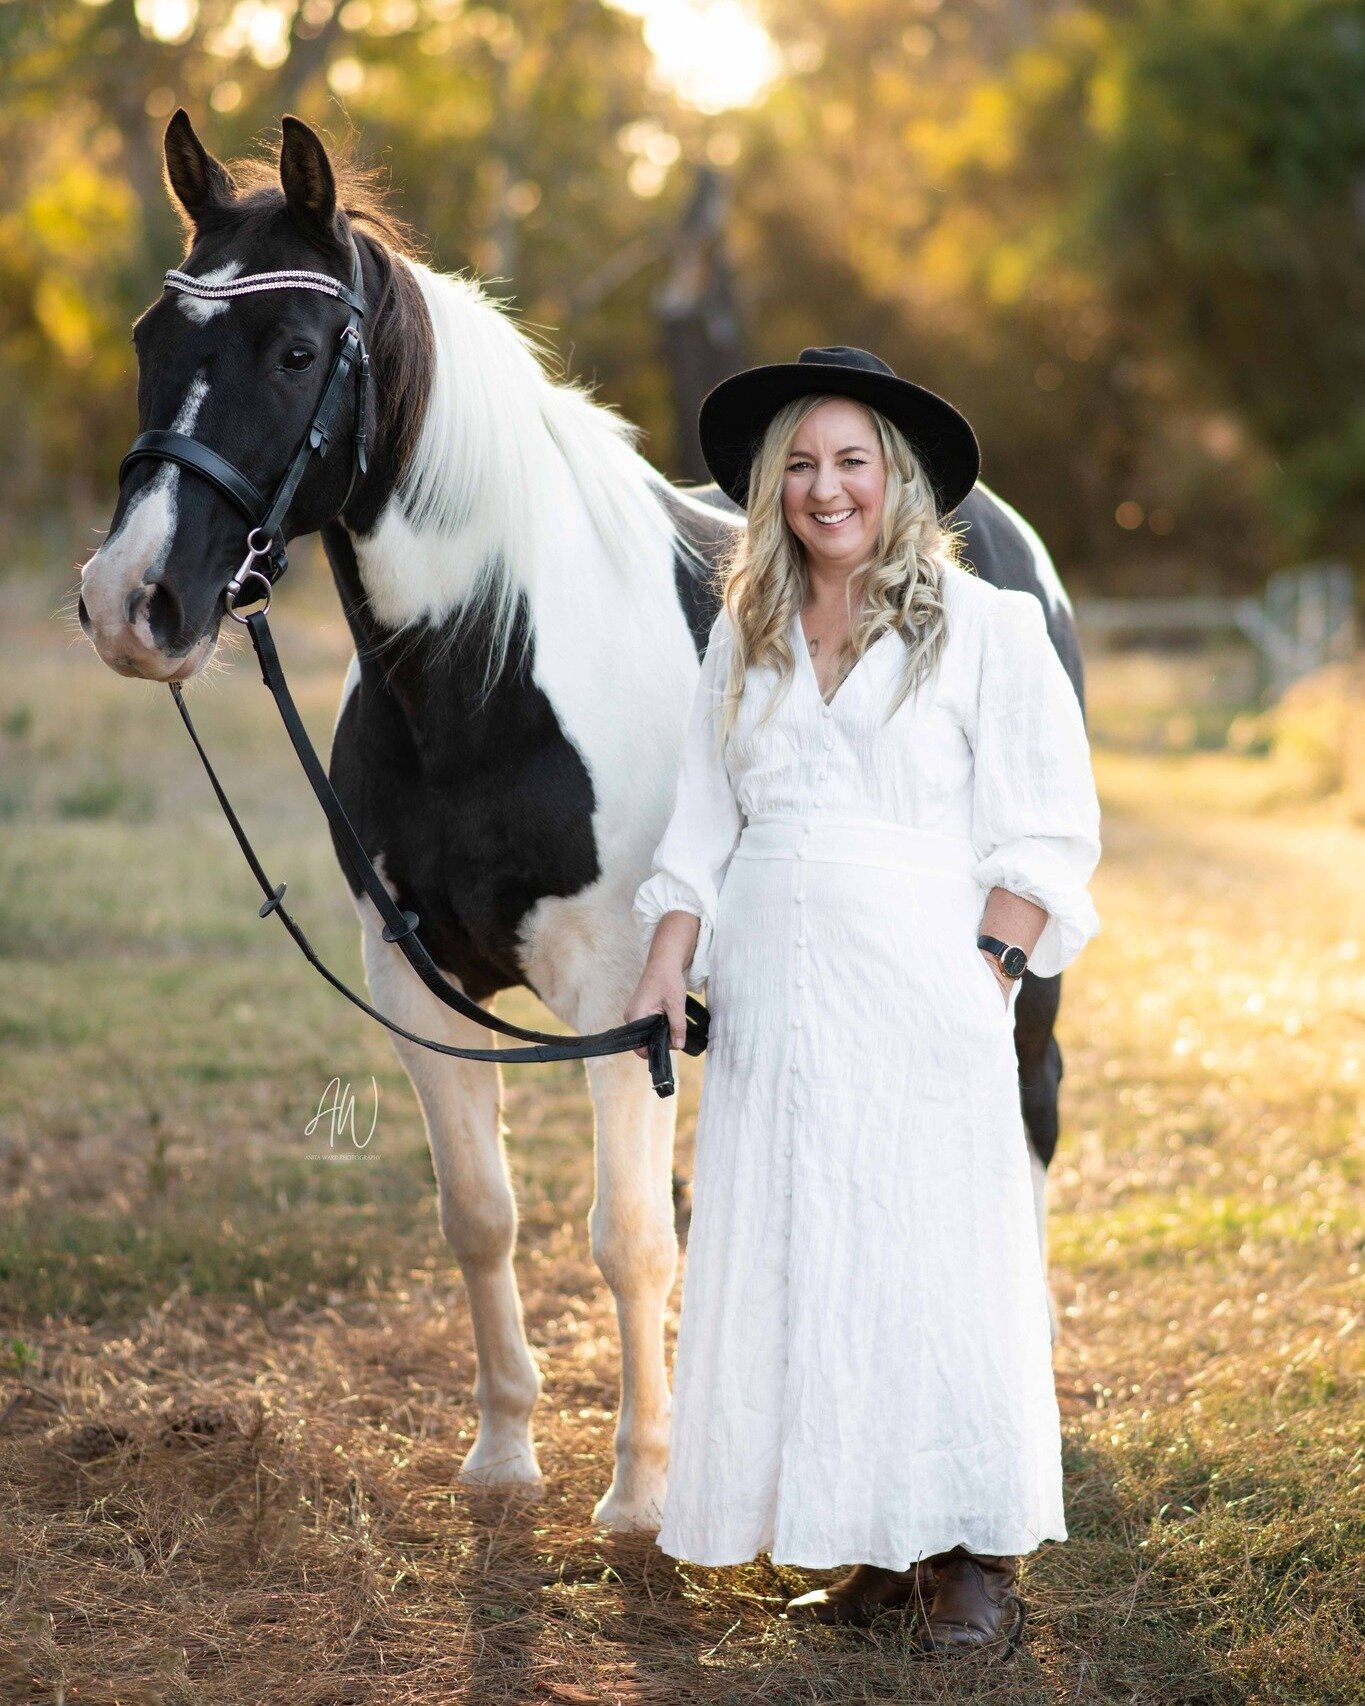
<box><xmin>1001</xmin><ymin>946</ymin><xmax>1028</xmax><ymax>977</ymax></box>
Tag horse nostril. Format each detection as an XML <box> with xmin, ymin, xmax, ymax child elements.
<box><xmin>124</xmin><ymin>584</ymin><xmax>150</xmax><ymax>625</ymax></box>
<box><xmin>77</xmin><ymin>594</ymin><xmax>93</xmax><ymax>637</ymax></box>
<box><xmin>142</xmin><ymin>581</ymin><xmax>184</xmax><ymax>651</ymax></box>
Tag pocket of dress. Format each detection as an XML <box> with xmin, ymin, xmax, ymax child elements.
<box><xmin>971</xmin><ymin>946</ymin><xmax>1011</xmax><ymax>1018</ymax></box>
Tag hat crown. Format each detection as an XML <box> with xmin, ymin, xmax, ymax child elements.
<box><xmin>797</xmin><ymin>346</ymin><xmax>896</xmax><ymax>379</ymax></box>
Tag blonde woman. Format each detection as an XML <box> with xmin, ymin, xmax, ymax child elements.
<box><xmin>625</xmin><ymin>347</ymin><xmax>1101</xmax><ymax>1655</ymax></box>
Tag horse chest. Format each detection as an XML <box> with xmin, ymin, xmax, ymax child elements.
<box><xmin>330</xmin><ymin>654</ymin><xmax>602</xmax><ymax>1003</ymax></box>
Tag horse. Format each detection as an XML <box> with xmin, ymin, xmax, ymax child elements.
<box><xmin>78</xmin><ymin>111</ymin><xmax>1084</xmax><ymax>1530</ymax></box>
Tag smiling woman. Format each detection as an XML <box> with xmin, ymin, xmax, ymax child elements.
<box><xmin>627</xmin><ymin>343</ymin><xmax>1103</xmax><ymax>1652</ymax></box>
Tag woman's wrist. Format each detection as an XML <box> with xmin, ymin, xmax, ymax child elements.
<box><xmin>647</xmin><ymin>909</ymin><xmax>702</xmax><ymax>977</ymax></box>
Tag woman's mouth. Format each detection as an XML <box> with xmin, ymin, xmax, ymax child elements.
<box><xmin>812</xmin><ymin>508</ymin><xmax>856</xmax><ymax>528</ymax></box>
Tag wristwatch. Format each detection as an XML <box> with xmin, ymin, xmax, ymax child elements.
<box><xmin>977</xmin><ymin>934</ymin><xmax>1029</xmax><ymax>979</ymax></box>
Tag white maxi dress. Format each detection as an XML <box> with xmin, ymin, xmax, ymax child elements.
<box><xmin>634</xmin><ymin>566</ymin><xmax>1103</xmax><ymax>1569</ymax></box>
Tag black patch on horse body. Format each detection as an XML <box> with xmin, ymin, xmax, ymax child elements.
<box><xmin>324</xmin><ymin>525</ymin><xmax>600</xmax><ymax>1004</ymax></box>
<box><xmin>954</xmin><ymin>486</ymin><xmax>1086</xmax><ymax>718</ymax></box>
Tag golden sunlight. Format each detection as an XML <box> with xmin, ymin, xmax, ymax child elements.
<box><xmin>606</xmin><ymin>0</ymin><xmax>783</xmax><ymax>115</ymax></box>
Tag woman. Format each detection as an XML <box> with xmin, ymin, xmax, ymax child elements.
<box><xmin>625</xmin><ymin>346</ymin><xmax>1101</xmax><ymax>1655</ymax></box>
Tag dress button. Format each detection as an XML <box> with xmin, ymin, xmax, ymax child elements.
<box><xmin>788</xmin><ymin>1058</ymin><xmax>798</xmax><ymax>1073</ymax></box>
<box><xmin>797</xmin><ymin>934</ymin><xmax>808</xmax><ymax>947</ymax></box>
<box><xmin>786</xmin><ymin>1101</ymin><xmax>797</xmax><ymax>1115</ymax></box>
<box><xmin>796</xmin><ymin>974</ymin><xmax>807</xmax><ymax>988</ymax></box>
<box><xmin>791</xmin><ymin>1016</ymin><xmax>803</xmax><ymax>1030</ymax></box>
<box><xmin>784</xmin><ymin>1186</ymin><xmax>793</xmax><ymax>1198</ymax></box>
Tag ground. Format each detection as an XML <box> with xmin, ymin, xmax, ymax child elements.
<box><xmin>0</xmin><ymin>563</ymin><xmax>1360</xmax><ymax>1704</ymax></box>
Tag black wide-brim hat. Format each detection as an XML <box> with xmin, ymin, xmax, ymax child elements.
<box><xmin>698</xmin><ymin>346</ymin><xmax>980</xmax><ymax>517</ymax></box>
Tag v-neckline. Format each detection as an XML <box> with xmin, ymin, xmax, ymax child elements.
<box><xmin>792</xmin><ymin>610</ymin><xmax>893</xmax><ymax>710</ymax></box>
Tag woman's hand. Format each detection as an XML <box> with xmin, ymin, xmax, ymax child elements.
<box><xmin>979</xmin><ymin>948</ymin><xmax>1012</xmax><ymax>1010</ymax></box>
<box><xmin>625</xmin><ymin>960</ymin><xmax>689</xmax><ymax>1059</ymax></box>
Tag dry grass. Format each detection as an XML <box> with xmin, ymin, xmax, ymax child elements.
<box><xmin>1</xmin><ymin>561</ymin><xmax>1361</xmax><ymax>1703</ymax></box>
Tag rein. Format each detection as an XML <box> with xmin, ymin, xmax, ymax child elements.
<box><xmin>117</xmin><ymin>244</ymin><xmax>708</xmax><ymax>1098</ymax></box>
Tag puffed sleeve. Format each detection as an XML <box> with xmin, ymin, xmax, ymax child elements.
<box><xmin>968</xmin><ymin>589</ymin><xmax>1102</xmax><ymax>978</ymax></box>
<box><xmin>633</xmin><ymin>611</ymin><xmax>744</xmax><ymax>993</ymax></box>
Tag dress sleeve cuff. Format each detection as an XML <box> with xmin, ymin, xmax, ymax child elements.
<box><xmin>972</xmin><ymin>841</ymin><xmax>1101</xmax><ymax>979</ymax></box>
<box><xmin>633</xmin><ymin>875</ymin><xmax>713</xmax><ymax>994</ymax></box>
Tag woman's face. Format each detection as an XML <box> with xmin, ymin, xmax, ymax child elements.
<box><xmin>781</xmin><ymin>397</ymin><xmax>887</xmax><ymax>578</ymax></box>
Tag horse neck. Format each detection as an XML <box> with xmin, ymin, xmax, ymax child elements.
<box><xmin>338</xmin><ymin>251</ymin><xmax>676</xmax><ymax>697</ymax></box>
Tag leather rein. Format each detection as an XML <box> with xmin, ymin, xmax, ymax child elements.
<box><xmin>118</xmin><ymin>241</ymin><xmax>708</xmax><ymax>1098</ymax></box>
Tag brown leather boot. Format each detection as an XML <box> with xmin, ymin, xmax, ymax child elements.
<box><xmin>916</xmin><ymin>1547</ymin><xmax>1025</xmax><ymax>1656</ymax></box>
<box><xmin>786</xmin><ymin>1559</ymin><xmax>939</xmax><ymax>1628</ymax></box>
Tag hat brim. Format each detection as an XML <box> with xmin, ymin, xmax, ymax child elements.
<box><xmin>698</xmin><ymin>362</ymin><xmax>980</xmax><ymax>518</ymax></box>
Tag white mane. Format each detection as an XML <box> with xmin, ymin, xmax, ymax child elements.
<box><xmin>395</xmin><ymin>260</ymin><xmax>737</xmax><ymax>676</ymax></box>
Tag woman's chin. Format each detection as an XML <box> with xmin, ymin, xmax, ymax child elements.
<box><xmin>802</xmin><ymin>527</ymin><xmax>873</xmax><ymax>567</ymax></box>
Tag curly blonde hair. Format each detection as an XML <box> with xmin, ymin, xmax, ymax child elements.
<box><xmin>715</xmin><ymin>394</ymin><xmax>970</xmax><ymax>741</ymax></box>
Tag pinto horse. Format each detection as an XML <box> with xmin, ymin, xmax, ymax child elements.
<box><xmin>79</xmin><ymin>112</ymin><xmax>1084</xmax><ymax>1530</ymax></box>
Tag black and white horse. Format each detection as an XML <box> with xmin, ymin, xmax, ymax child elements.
<box><xmin>79</xmin><ymin>113</ymin><xmax>1083</xmax><ymax>1530</ymax></box>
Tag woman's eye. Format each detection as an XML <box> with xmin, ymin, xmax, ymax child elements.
<box><xmin>281</xmin><ymin>347</ymin><xmax>316</xmax><ymax>372</ymax></box>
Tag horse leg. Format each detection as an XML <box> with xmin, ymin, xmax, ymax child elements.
<box><xmin>1014</xmin><ymin>970</ymin><xmax>1064</xmax><ymax>1345</ymax></box>
<box><xmin>360</xmin><ymin>917</ymin><xmax>543</xmax><ymax>1486</ymax></box>
<box><xmin>583</xmin><ymin>1045</ymin><xmax>679</xmax><ymax>1533</ymax></box>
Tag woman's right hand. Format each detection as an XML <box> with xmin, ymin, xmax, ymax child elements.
<box><xmin>625</xmin><ymin>961</ymin><xmax>689</xmax><ymax>1059</ymax></box>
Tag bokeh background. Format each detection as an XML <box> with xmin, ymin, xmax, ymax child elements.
<box><xmin>5</xmin><ymin>0</ymin><xmax>1365</xmax><ymax>587</ymax></box>
<box><xmin>1</xmin><ymin>5</ymin><xmax>1362</xmax><ymax>1703</ymax></box>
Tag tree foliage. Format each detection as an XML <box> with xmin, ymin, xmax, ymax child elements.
<box><xmin>1</xmin><ymin>0</ymin><xmax>1360</xmax><ymax>588</ymax></box>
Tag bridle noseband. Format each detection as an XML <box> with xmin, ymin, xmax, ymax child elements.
<box><xmin>118</xmin><ymin>240</ymin><xmax>371</xmax><ymax>619</ymax></box>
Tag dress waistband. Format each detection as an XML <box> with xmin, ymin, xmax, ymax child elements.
<box><xmin>734</xmin><ymin>814</ymin><xmax>978</xmax><ymax>878</ymax></box>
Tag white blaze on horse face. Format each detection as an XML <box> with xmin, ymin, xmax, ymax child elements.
<box><xmin>80</xmin><ymin>374</ymin><xmax>211</xmax><ymax>678</ymax></box>
<box><xmin>175</xmin><ymin>260</ymin><xmax>242</xmax><ymax>324</ymax></box>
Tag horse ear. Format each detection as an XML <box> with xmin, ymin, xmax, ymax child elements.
<box><xmin>163</xmin><ymin>109</ymin><xmax>235</xmax><ymax>229</ymax></box>
<box><xmin>279</xmin><ymin>115</ymin><xmax>340</xmax><ymax>243</ymax></box>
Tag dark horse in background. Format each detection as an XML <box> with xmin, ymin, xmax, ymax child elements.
<box><xmin>78</xmin><ymin>113</ymin><xmax>1087</xmax><ymax>1530</ymax></box>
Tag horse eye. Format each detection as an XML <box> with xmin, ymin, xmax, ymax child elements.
<box><xmin>282</xmin><ymin>346</ymin><xmax>316</xmax><ymax>372</ymax></box>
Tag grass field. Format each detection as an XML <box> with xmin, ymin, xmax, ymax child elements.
<box><xmin>1</xmin><ymin>562</ymin><xmax>1361</xmax><ymax>1704</ymax></box>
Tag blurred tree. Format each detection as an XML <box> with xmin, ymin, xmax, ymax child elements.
<box><xmin>1</xmin><ymin>0</ymin><xmax>1360</xmax><ymax>594</ymax></box>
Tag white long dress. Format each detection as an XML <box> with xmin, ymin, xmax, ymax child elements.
<box><xmin>633</xmin><ymin>565</ymin><xmax>1102</xmax><ymax>1570</ymax></box>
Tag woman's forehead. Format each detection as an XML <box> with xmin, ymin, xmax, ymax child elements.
<box><xmin>790</xmin><ymin>396</ymin><xmax>879</xmax><ymax>451</ymax></box>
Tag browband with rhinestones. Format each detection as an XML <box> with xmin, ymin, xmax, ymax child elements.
<box><xmin>163</xmin><ymin>268</ymin><xmax>363</xmax><ymax>311</ymax></box>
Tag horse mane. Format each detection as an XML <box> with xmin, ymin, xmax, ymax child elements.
<box><xmin>219</xmin><ymin>142</ymin><xmax>722</xmax><ymax>682</ymax></box>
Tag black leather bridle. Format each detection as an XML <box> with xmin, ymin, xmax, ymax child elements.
<box><xmin>117</xmin><ymin>241</ymin><xmax>707</xmax><ymax>1096</ymax></box>
<box><xmin>120</xmin><ymin>242</ymin><xmax>372</xmax><ymax>602</ymax></box>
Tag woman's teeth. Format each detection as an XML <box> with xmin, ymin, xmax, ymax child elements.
<box><xmin>813</xmin><ymin>509</ymin><xmax>855</xmax><ymax>526</ymax></box>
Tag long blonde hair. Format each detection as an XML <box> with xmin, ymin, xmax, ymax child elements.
<box><xmin>716</xmin><ymin>394</ymin><xmax>970</xmax><ymax>740</ymax></box>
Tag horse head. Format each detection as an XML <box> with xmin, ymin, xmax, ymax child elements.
<box><xmin>79</xmin><ymin>111</ymin><xmax>375</xmax><ymax>681</ymax></box>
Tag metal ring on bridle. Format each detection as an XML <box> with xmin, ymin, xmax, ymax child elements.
<box><xmin>227</xmin><ymin>567</ymin><xmax>274</xmax><ymax>623</ymax></box>
<box><xmin>246</xmin><ymin>526</ymin><xmax>274</xmax><ymax>558</ymax></box>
